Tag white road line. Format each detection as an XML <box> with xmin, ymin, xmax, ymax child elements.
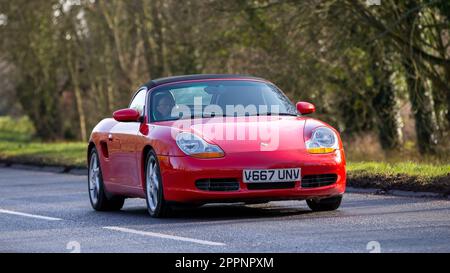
<box><xmin>103</xmin><ymin>226</ymin><xmax>226</xmax><ymax>246</ymax></box>
<box><xmin>0</xmin><ymin>209</ymin><xmax>62</xmax><ymax>221</ymax></box>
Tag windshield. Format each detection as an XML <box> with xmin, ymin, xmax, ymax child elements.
<box><xmin>149</xmin><ymin>80</ymin><xmax>298</xmax><ymax>122</ymax></box>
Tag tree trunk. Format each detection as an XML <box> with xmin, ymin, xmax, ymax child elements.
<box><xmin>135</xmin><ymin>0</ymin><xmax>154</xmax><ymax>79</ymax></box>
<box><xmin>403</xmin><ymin>59</ymin><xmax>439</xmax><ymax>154</ymax></box>
<box><xmin>371</xmin><ymin>47</ymin><xmax>403</xmax><ymax>150</ymax></box>
<box><xmin>69</xmin><ymin>61</ymin><xmax>87</xmax><ymax>142</ymax></box>
<box><xmin>149</xmin><ymin>0</ymin><xmax>165</xmax><ymax>78</ymax></box>
<box><xmin>372</xmin><ymin>79</ymin><xmax>403</xmax><ymax>150</ymax></box>
<box><xmin>400</xmin><ymin>0</ymin><xmax>440</xmax><ymax>154</ymax></box>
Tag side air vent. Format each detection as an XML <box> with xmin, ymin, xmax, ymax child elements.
<box><xmin>301</xmin><ymin>174</ymin><xmax>338</xmax><ymax>188</ymax></box>
<box><xmin>195</xmin><ymin>178</ymin><xmax>240</xmax><ymax>192</ymax></box>
<box><xmin>100</xmin><ymin>141</ymin><xmax>109</xmax><ymax>158</ymax></box>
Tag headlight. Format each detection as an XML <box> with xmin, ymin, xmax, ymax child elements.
<box><xmin>305</xmin><ymin>127</ymin><xmax>339</xmax><ymax>154</ymax></box>
<box><xmin>176</xmin><ymin>132</ymin><xmax>224</xmax><ymax>158</ymax></box>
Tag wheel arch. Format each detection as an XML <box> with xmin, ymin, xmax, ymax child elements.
<box><xmin>141</xmin><ymin>145</ymin><xmax>156</xmax><ymax>189</ymax></box>
<box><xmin>87</xmin><ymin>142</ymin><xmax>96</xmax><ymax>167</ymax></box>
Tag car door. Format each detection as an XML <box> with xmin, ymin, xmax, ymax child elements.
<box><xmin>108</xmin><ymin>88</ymin><xmax>147</xmax><ymax>190</ymax></box>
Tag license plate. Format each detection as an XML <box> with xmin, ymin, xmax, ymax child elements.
<box><xmin>243</xmin><ymin>168</ymin><xmax>301</xmax><ymax>183</ymax></box>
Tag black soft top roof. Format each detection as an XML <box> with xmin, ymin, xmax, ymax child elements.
<box><xmin>143</xmin><ymin>74</ymin><xmax>267</xmax><ymax>89</ymax></box>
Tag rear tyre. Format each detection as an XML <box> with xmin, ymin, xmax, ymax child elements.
<box><xmin>88</xmin><ymin>148</ymin><xmax>125</xmax><ymax>211</ymax></box>
<box><xmin>145</xmin><ymin>150</ymin><xmax>171</xmax><ymax>218</ymax></box>
<box><xmin>306</xmin><ymin>195</ymin><xmax>342</xmax><ymax>211</ymax></box>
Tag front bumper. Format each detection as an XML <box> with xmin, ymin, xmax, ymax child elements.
<box><xmin>158</xmin><ymin>149</ymin><xmax>346</xmax><ymax>203</ymax></box>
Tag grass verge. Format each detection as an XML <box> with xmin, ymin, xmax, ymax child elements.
<box><xmin>0</xmin><ymin>116</ymin><xmax>85</xmax><ymax>168</ymax></box>
<box><xmin>0</xmin><ymin>141</ymin><xmax>86</xmax><ymax>168</ymax></box>
<box><xmin>347</xmin><ymin>162</ymin><xmax>450</xmax><ymax>194</ymax></box>
<box><xmin>1</xmin><ymin>116</ymin><xmax>449</xmax><ymax>194</ymax></box>
<box><xmin>1</xmin><ymin>140</ymin><xmax>449</xmax><ymax>194</ymax></box>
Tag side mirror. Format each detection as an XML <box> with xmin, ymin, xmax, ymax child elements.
<box><xmin>113</xmin><ymin>108</ymin><xmax>140</xmax><ymax>122</ymax></box>
<box><xmin>296</xmin><ymin>101</ymin><xmax>315</xmax><ymax>115</ymax></box>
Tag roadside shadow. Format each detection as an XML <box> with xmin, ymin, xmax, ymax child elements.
<box><xmin>342</xmin><ymin>195</ymin><xmax>446</xmax><ymax>208</ymax></box>
<box><xmin>170</xmin><ymin>203</ymin><xmax>314</xmax><ymax>219</ymax></box>
<box><xmin>114</xmin><ymin>202</ymin><xmax>316</xmax><ymax>223</ymax></box>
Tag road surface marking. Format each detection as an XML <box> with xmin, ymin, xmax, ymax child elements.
<box><xmin>0</xmin><ymin>209</ymin><xmax>62</xmax><ymax>221</ymax></box>
<box><xmin>103</xmin><ymin>226</ymin><xmax>226</xmax><ymax>246</ymax></box>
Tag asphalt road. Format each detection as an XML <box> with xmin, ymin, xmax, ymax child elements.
<box><xmin>0</xmin><ymin>167</ymin><xmax>449</xmax><ymax>253</ymax></box>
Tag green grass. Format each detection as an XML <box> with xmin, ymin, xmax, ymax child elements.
<box><xmin>0</xmin><ymin>116</ymin><xmax>86</xmax><ymax>167</ymax></box>
<box><xmin>2</xmin><ymin>141</ymin><xmax>449</xmax><ymax>179</ymax></box>
<box><xmin>1</xmin><ymin>132</ymin><xmax>449</xmax><ymax>193</ymax></box>
<box><xmin>1</xmin><ymin>141</ymin><xmax>448</xmax><ymax>177</ymax></box>
<box><xmin>347</xmin><ymin>161</ymin><xmax>450</xmax><ymax>194</ymax></box>
<box><xmin>0</xmin><ymin>141</ymin><xmax>86</xmax><ymax>168</ymax></box>
<box><xmin>1</xmin><ymin>116</ymin><xmax>449</xmax><ymax>192</ymax></box>
<box><xmin>347</xmin><ymin>161</ymin><xmax>450</xmax><ymax>178</ymax></box>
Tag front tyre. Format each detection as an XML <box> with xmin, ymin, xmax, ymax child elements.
<box><xmin>88</xmin><ymin>148</ymin><xmax>124</xmax><ymax>211</ymax></box>
<box><xmin>306</xmin><ymin>195</ymin><xmax>342</xmax><ymax>211</ymax></box>
<box><xmin>145</xmin><ymin>150</ymin><xmax>171</xmax><ymax>218</ymax></box>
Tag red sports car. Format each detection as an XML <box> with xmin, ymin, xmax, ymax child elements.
<box><xmin>87</xmin><ymin>74</ymin><xmax>346</xmax><ymax>217</ymax></box>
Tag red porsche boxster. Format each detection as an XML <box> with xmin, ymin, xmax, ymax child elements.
<box><xmin>87</xmin><ymin>74</ymin><xmax>346</xmax><ymax>217</ymax></box>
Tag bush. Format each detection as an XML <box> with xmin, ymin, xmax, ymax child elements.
<box><xmin>0</xmin><ymin>116</ymin><xmax>36</xmax><ymax>141</ymax></box>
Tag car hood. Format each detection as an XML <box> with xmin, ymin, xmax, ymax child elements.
<box><xmin>185</xmin><ymin>116</ymin><xmax>307</xmax><ymax>153</ymax></box>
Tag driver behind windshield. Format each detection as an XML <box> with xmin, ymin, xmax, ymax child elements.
<box><xmin>153</xmin><ymin>93</ymin><xmax>175</xmax><ymax>121</ymax></box>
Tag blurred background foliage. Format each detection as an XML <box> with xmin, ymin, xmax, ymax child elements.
<box><xmin>0</xmin><ymin>0</ymin><xmax>449</xmax><ymax>163</ymax></box>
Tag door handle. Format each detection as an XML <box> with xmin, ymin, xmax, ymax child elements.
<box><xmin>108</xmin><ymin>133</ymin><xmax>113</xmax><ymax>141</ymax></box>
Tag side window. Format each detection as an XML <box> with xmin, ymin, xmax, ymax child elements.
<box><xmin>129</xmin><ymin>89</ymin><xmax>147</xmax><ymax>116</ymax></box>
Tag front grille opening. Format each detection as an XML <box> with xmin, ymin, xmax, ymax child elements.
<box><xmin>247</xmin><ymin>182</ymin><xmax>296</xmax><ymax>190</ymax></box>
<box><xmin>301</xmin><ymin>174</ymin><xmax>338</xmax><ymax>188</ymax></box>
<box><xmin>195</xmin><ymin>178</ymin><xmax>240</xmax><ymax>192</ymax></box>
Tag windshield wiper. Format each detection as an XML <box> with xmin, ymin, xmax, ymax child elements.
<box><xmin>261</xmin><ymin>113</ymin><xmax>298</xmax><ymax>116</ymax></box>
<box><xmin>173</xmin><ymin>113</ymin><xmax>298</xmax><ymax>120</ymax></box>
